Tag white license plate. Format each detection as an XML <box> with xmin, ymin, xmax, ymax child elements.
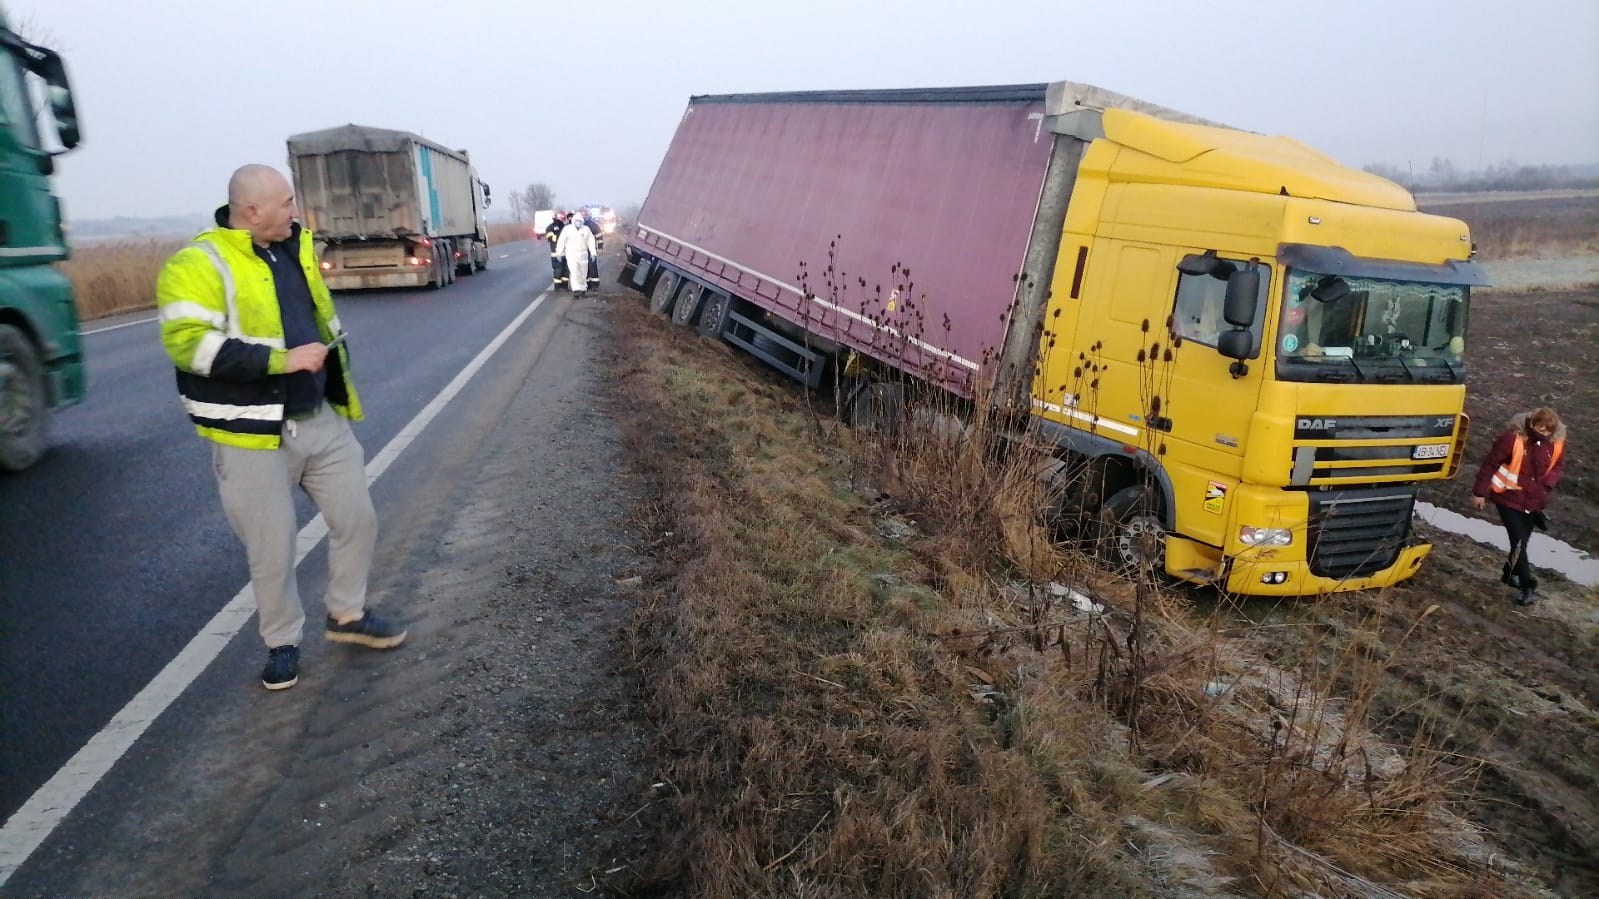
<box><xmin>1412</xmin><ymin>443</ymin><xmax>1451</xmax><ymax>460</ymax></box>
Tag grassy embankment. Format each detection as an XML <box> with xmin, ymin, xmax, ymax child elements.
<box><xmin>607</xmin><ymin>287</ymin><xmax>1540</xmax><ymax>896</ymax></box>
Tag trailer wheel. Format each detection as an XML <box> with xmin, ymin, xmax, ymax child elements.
<box><xmin>430</xmin><ymin>254</ymin><xmax>447</xmax><ymax>290</ymax></box>
<box><xmin>648</xmin><ymin>271</ymin><xmax>679</xmax><ymax>315</ymax></box>
<box><xmin>698</xmin><ymin>291</ymin><xmax>734</xmax><ymax>339</ymax></box>
<box><xmin>0</xmin><ymin>324</ymin><xmax>49</xmax><ymax>473</ymax></box>
<box><xmin>1099</xmin><ymin>484</ymin><xmax>1165</xmax><ymax>576</ymax></box>
<box><xmin>671</xmin><ymin>284</ymin><xmax>704</xmax><ymax>327</ymax></box>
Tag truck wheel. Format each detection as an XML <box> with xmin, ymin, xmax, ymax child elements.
<box><xmin>1099</xmin><ymin>485</ymin><xmax>1165</xmax><ymax>576</ymax></box>
<box><xmin>697</xmin><ymin>290</ymin><xmax>733</xmax><ymax>339</ymax></box>
<box><xmin>847</xmin><ymin>382</ymin><xmax>904</xmax><ymax>435</ymax></box>
<box><xmin>671</xmin><ymin>284</ymin><xmax>704</xmax><ymax>327</ymax></box>
<box><xmin>0</xmin><ymin>324</ymin><xmax>49</xmax><ymax>473</ymax></box>
<box><xmin>430</xmin><ymin>254</ymin><xmax>447</xmax><ymax>290</ymax></box>
<box><xmin>648</xmin><ymin>272</ymin><xmax>679</xmax><ymax>315</ymax></box>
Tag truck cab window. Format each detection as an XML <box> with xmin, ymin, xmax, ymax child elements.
<box><xmin>1171</xmin><ymin>257</ymin><xmax>1268</xmax><ymax>353</ymax></box>
<box><xmin>0</xmin><ymin>51</ymin><xmax>42</xmax><ymax>151</ymax></box>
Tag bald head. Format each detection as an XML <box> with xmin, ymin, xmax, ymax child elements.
<box><xmin>226</xmin><ymin>164</ymin><xmax>297</xmax><ymax>246</ymax></box>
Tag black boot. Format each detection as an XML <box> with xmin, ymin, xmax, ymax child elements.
<box><xmin>1500</xmin><ymin>564</ymin><xmax>1521</xmax><ymax>588</ymax></box>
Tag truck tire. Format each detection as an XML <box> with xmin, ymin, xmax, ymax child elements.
<box><xmin>671</xmin><ymin>284</ymin><xmax>704</xmax><ymax>327</ymax></box>
<box><xmin>697</xmin><ymin>290</ymin><xmax>733</xmax><ymax>339</ymax></box>
<box><xmin>1099</xmin><ymin>485</ymin><xmax>1165</xmax><ymax>577</ymax></box>
<box><xmin>648</xmin><ymin>271</ymin><xmax>679</xmax><ymax>316</ymax></box>
<box><xmin>847</xmin><ymin>382</ymin><xmax>904</xmax><ymax>435</ymax></box>
<box><xmin>0</xmin><ymin>324</ymin><xmax>49</xmax><ymax>473</ymax></box>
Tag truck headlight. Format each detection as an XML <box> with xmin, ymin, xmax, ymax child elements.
<box><xmin>1239</xmin><ymin>526</ymin><xmax>1292</xmax><ymax>547</ymax></box>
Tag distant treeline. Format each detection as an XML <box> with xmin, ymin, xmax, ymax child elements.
<box><xmin>1362</xmin><ymin>159</ymin><xmax>1599</xmax><ymax>193</ymax></box>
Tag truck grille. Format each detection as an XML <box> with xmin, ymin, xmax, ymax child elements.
<box><xmin>1290</xmin><ymin>414</ymin><xmax>1457</xmax><ymax>485</ymax></box>
<box><xmin>1306</xmin><ymin>486</ymin><xmax>1416</xmax><ymax>580</ymax></box>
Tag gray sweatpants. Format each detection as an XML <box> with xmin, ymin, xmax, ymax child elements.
<box><xmin>212</xmin><ymin>403</ymin><xmax>377</xmax><ymax>648</ymax></box>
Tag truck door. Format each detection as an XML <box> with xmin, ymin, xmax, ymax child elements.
<box><xmin>1157</xmin><ymin>254</ymin><xmax>1271</xmax><ymax>548</ymax></box>
<box><xmin>0</xmin><ymin>44</ymin><xmax>51</xmax><ymax>254</ymax></box>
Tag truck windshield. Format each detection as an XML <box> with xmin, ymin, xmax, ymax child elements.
<box><xmin>1274</xmin><ymin>269</ymin><xmax>1468</xmax><ymax>384</ymax></box>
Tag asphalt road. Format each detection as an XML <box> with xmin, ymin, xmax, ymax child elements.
<box><xmin>0</xmin><ymin>239</ymin><xmax>551</xmax><ymax>821</ymax></box>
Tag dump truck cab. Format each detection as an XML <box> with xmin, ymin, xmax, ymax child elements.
<box><xmin>0</xmin><ymin>9</ymin><xmax>85</xmax><ymax>471</ymax></box>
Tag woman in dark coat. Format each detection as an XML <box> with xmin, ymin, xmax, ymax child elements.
<box><xmin>1471</xmin><ymin>408</ymin><xmax>1566</xmax><ymax>605</ymax></box>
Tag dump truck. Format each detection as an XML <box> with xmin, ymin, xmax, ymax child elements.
<box><xmin>0</xmin><ymin>8</ymin><xmax>85</xmax><ymax>472</ymax></box>
<box><xmin>287</xmin><ymin>124</ymin><xmax>492</xmax><ymax>290</ymax></box>
<box><xmin>622</xmin><ymin>82</ymin><xmax>1486</xmax><ymax>596</ymax></box>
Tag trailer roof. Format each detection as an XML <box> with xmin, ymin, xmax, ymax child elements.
<box><xmin>689</xmin><ymin>81</ymin><xmax>1229</xmax><ymax>130</ymax></box>
<box><xmin>286</xmin><ymin>123</ymin><xmax>469</xmax><ymax>162</ymax></box>
<box><xmin>690</xmin><ymin>83</ymin><xmax>1050</xmax><ymax>105</ymax></box>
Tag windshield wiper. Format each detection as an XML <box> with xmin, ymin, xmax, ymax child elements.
<box><xmin>1389</xmin><ymin>354</ymin><xmax>1418</xmax><ymax>383</ymax></box>
<box><xmin>1339</xmin><ymin>354</ymin><xmax>1368</xmax><ymax>382</ymax></box>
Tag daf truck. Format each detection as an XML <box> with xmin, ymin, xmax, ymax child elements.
<box><xmin>0</xmin><ymin>8</ymin><xmax>84</xmax><ymax>472</ymax></box>
<box><xmin>287</xmin><ymin>124</ymin><xmax>492</xmax><ymax>291</ymax></box>
<box><xmin>622</xmin><ymin>83</ymin><xmax>1485</xmax><ymax>596</ymax></box>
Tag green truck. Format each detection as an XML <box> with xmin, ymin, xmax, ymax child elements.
<box><xmin>0</xmin><ymin>7</ymin><xmax>83</xmax><ymax>471</ymax></box>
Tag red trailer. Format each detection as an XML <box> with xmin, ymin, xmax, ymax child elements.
<box><xmin>626</xmin><ymin>85</ymin><xmax>1059</xmax><ymax>393</ymax></box>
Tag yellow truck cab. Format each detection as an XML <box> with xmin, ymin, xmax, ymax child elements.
<box><xmin>1036</xmin><ymin>108</ymin><xmax>1480</xmax><ymax>594</ymax></box>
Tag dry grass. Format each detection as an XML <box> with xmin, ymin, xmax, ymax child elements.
<box><xmin>1422</xmin><ymin>194</ymin><xmax>1599</xmax><ymax>259</ymax></box>
<box><xmin>60</xmin><ymin>238</ymin><xmax>187</xmax><ymax>320</ymax></box>
<box><xmin>60</xmin><ymin>224</ymin><xmax>535</xmax><ymax>322</ymax></box>
<box><xmin>607</xmin><ymin>293</ymin><xmax>1530</xmax><ymax>897</ymax></box>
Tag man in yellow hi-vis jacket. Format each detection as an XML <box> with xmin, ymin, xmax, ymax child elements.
<box><xmin>157</xmin><ymin>164</ymin><xmax>406</xmax><ymax>691</ymax></box>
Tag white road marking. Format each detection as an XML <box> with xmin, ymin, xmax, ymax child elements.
<box><xmin>0</xmin><ymin>290</ymin><xmax>554</xmax><ymax>886</ymax></box>
<box><xmin>82</xmin><ymin>316</ymin><xmax>157</xmax><ymax>335</ymax></box>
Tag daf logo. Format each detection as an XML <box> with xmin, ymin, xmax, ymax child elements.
<box><xmin>1298</xmin><ymin>418</ymin><xmax>1335</xmax><ymax>430</ymax></box>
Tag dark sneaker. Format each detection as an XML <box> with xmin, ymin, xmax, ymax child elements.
<box><xmin>262</xmin><ymin>645</ymin><xmax>300</xmax><ymax>690</ymax></box>
<box><xmin>325</xmin><ymin>610</ymin><xmax>407</xmax><ymax>649</ymax></box>
<box><xmin>1515</xmin><ymin>588</ymin><xmax>1537</xmax><ymax>607</ymax></box>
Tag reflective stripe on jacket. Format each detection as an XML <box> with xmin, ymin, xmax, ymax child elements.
<box><xmin>1490</xmin><ymin>435</ymin><xmax>1565</xmax><ymax>493</ymax></box>
<box><xmin>1473</xmin><ymin>416</ymin><xmax>1567</xmax><ymax>513</ymax></box>
<box><xmin>157</xmin><ymin>217</ymin><xmax>362</xmax><ymax>449</ymax></box>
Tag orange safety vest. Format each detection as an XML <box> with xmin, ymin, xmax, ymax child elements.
<box><xmin>1490</xmin><ymin>434</ymin><xmax>1564</xmax><ymax>492</ymax></box>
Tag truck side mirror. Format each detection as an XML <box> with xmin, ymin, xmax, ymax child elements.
<box><xmin>1177</xmin><ymin>249</ymin><xmax>1236</xmax><ymax>279</ymax></box>
<box><xmin>1223</xmin><ymin>261</ymin><xmax>1259</xmax><ymax>328</ymax></box>
<box><xmin>30</xmin><ymin>49</ymin><xmax>80</xmax><ymax>150</ymax></box>
<box><xmin>1309</xmin><ymin>275</ymin><xmax>1349</xmax><ymax>303</ymax></box>
<box><xmin>1217</xmin><ymin>328</ymin><xmax>1254</xmax><ymax>362</ymax></box>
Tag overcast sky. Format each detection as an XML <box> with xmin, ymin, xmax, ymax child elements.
<box><xmin>13</xmin><ymin>0</ymin><xmax>1599</xmax><ymax>221</ymax></box>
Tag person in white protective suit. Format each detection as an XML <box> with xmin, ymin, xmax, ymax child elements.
<box><xmin>555</xmin><ymin>211</ymin><xmax>597</xmax><ymax>297</ymax></box>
